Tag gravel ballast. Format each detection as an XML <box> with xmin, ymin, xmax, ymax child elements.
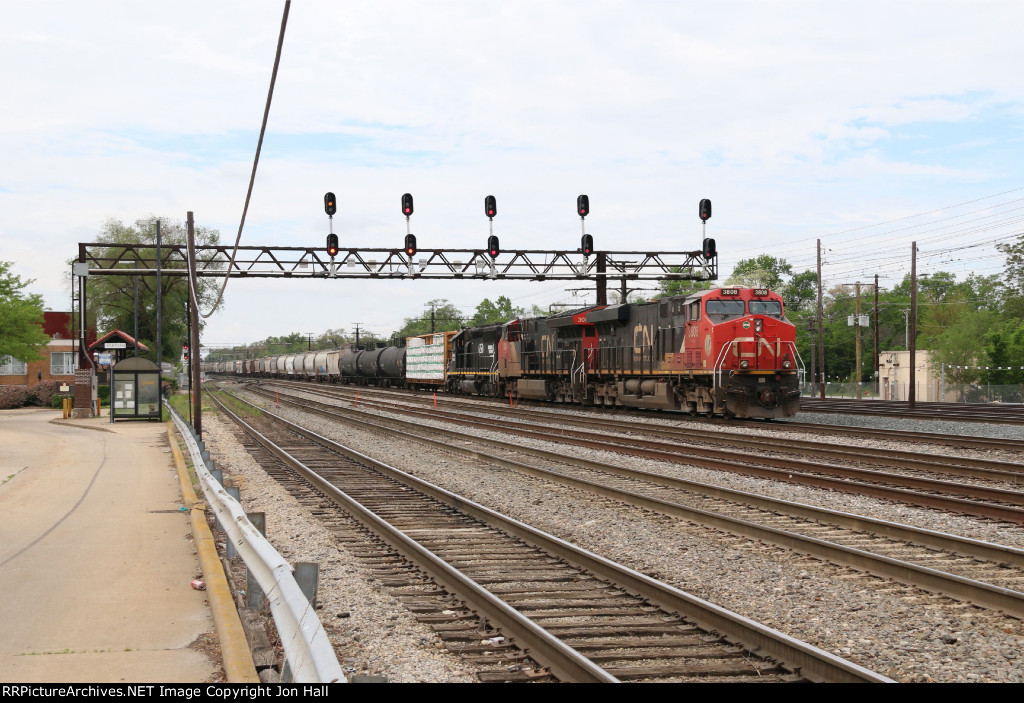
<box><xmin>199</xmin><ymin>389</ymin><xmax>1024</xmax><ymax>683</ymax></box>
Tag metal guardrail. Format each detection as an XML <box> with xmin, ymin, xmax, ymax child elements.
<box><xmin>164</xmin><ymin>399</ymin><xmax>345</xmax><ymax>684</ymax></box>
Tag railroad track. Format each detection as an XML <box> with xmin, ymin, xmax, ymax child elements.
<box><xmin>221</xmin><ymin>381</ymin><xmax>1024</xmax><ymax>620</ymax></box>
<box><xmin>797</xmin><ymin>398</ymin><xmax>1024</xmax><ymax>425</ymax></box>
<box><xmin>207</xmin><ymin>388</ymin><xmax>889</xmax><ymax>683</ymax></box>
<box><xmin>250</xmin><ymin>380</ymin><xmax>1024</xmax><ymax>523</ymax></box>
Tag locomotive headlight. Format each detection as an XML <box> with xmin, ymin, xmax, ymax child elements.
<box><xmin>754</xmin><ymin>319</ymin><xmax>763</xmax><ymax>333</ymax></box>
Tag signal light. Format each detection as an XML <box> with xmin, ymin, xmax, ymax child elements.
<box><xmin>324</xmin><ymin>192</ymin><xmax>337</xmax><ymax>217</ymax></box>
<box><xmin>577</xmin><ymin>194</ymin><xmax>590</xmax><ymax>218</ymax></box>
<box><xmin>404</xmin><ymin>233</ymin><xmax>417</xmax><ymax>256</ymax></box>
<box><xmin>183</xmin><ymin>344</ymin><xmax>189</xmax><ymax>362</ymax></box>
<box><xmin>699</xmin><ymin>198</ymin><xmax>712</xmax><ymax>221</ymax></box>
<box><xmin>484</xmin><ymin>195</ymin><xmax>497</xmax><ymax>218</ymax></box>
<box><xmin>327</xmin><ymin>233</ymin><xmax>339</xmax><ymax>257</ymax></box>
<box><xmin>703</xmin><ymin>237</ymin><xmax>716</xmax><ymax>259</ymax></box>
<box><xmin>581</xmin><ymin>234</ymin><xmax>594</xmax><ymax>257</ymax></box>
<box><xmin>488</xmin><ymin>235</ymin><xmax>500</xmax><ymax>258</ymax></box>
<box><xmin>401</xmin><ymin>193</ymin><xmax>414</xmax><ymax>217</ymax></box>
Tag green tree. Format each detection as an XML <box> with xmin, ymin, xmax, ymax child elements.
<box><xmin>82</xmin><ymin>217</ymin><xmax>222</xmax><ymax>363</ymax></box>
<box><xmin>393</xmin><ymin>299</ymin><xmax>464</xmax><ymax>339</ymax></box>
<box><xmin>984</xmin><ymin>319</ymin><xmax>1024</xmax><ymax>386</ymax></box>
<box><xmin>0</xmin><ymin>261</ymin><xmax>52</xmax><ymax>363</ymax></box>
<box><xmin>655</xmin><ymin>267</ymin><xmax>714</xmax><ymax>299</ymax></box>
<box><xmin>929</xmin><ymin>310</ymin><xmax>998</xmax><ymax>400</ymax></box>
<box><xmin>468</xmin><ymin>296</ymin><xmax>524</xmax><ymax>327</ymax></box>
<box><xmin>725</xmin><ymin>255</ymin><xmax>793</xmax><ymax>290</ymax></box>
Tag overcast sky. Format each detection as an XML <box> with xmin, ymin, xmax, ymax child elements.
<box><xmin>3</xmin><ymin>1</ymin><xmax>1022</xmax><ymax>348</ymax></box>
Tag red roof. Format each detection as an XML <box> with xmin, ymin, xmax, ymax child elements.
<box><xmin>88</xmin><ymin>329</ymin><xmax>150</xmax><ymax>352</ymax></box>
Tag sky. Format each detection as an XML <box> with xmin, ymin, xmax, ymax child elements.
<box><xmin>3</xmin><ymin>1</ymin><xmax>1023</xmax><ymax>350</ymax></box>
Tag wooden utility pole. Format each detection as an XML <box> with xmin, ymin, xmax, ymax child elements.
<box><xmin>873</xmin><ymin>274</ymin><xmax>879</xmax><ymax>396</ymax></box>
<box><xmin>816</xmin><ymin>240</ymin><xmax>825</xmax><ymax>399</ymax></box>
<box><xmin>909</xmin><ymin>242</ymin><xmax>917</xmax><ymax>408</ymax></box>
<box><xmin>855</xmin><ymin>281</ymin><xmax>862</xmax><ymax>398</ymax></box>
<box><xmin>187</xmin><ymin>212</ymin><xmax>202</xmax><ymax>436</ymax></box>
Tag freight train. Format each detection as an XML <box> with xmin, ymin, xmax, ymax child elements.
<box><xmin>206</xmin><ymin>287</ymin><xmax>803</xmax><ymax>419</ymax></box>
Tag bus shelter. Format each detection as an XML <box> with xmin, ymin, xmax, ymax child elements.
<box><xmin>110</xmin><ymin>356</ymin><xmax>162</xmax><ymax>421</ymax></box>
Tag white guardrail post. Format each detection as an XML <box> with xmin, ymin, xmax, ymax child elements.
<box><xmin>165</xmin><ymin>400</ymin><xmax>346</xmax><ymax>684</ymax></box>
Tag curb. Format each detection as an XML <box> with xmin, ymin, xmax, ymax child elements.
<box><xmin>167</xmin><ymin>423</ymin><xmax>260</xmax><ymax>683</ymax></box>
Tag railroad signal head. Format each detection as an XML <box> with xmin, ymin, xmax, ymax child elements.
<box><xmin>577</xmin><ymin>194</ymin><xmax>590</xmax><ymax>218</ymax></box>
<box><xmin>487</xmin><ymin>235</ymin><xmax>500</xmax><ymax>258</ymax></box>
<box><xmin>326</xmin><ymin>233</ymin><xmax>339</xmax><ymax>257</ymax></box>
<box><xmin>581</xmin><ymin>234</ymin><xmax>594</xmax><ymax>257</ymax></box>
<box><xmin>324</xmin><ymin>192</ymin><xmax>337</xmax><ymax>217</ymax></box>
<box><xmin>404</xmin><ymin>233</ymin><xmax>417</xmax><ymax>256</ymax></box>
<box><xmin>703</xmin><ymin>237</ymin><xmax>716</xmax><ymax>259</ymax></box>
<box><xmin>401</xmin><ymin>193</ymin><xmax>414</xmax><ymax>217</ymax></box>
<box><xmin>182</xmin><ymin>344</ymin><xmax>189</xmax><ymax>361</ymax></box>
<box><xmin>484</xmin><ymin>195</ymin><xmax>497</xmax><ymax>219</ymax></box>
<box><xmin>699</xmin><ymin>198</ymin><xmax>712</xmax><ymax>222</ymax></box>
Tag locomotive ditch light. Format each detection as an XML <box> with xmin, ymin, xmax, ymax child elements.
<box><xmin>485</xmin><ymin>195</ymin><xmax>497</xmax><ymax>219</ymax></box>
<box><xmin>699</xmin><ymin>198</ymin><xmax>712</xmax><ymax>221</ymax></box>
<box><xmin>401</xmin><ymin>193</ymin><xmax>414</xmax><ymax>217</ymax></box>
<box><xmin>404</xmin><ymin>233</ymin><xmax>417</xmax><ymax>256</ymax></box>
<box><xmin>488</xmin><ymin>235</ymin><xmax>500</xmax><ymax>258</ymax></box>
<box><xmin>577</xmin><ymin>194</ymin><xmax>590</xmax><ymax>218</ymax></box>
<box><xmin>702</xmin><ymin>237</ymin><xmax>716</xmax><ymax>259</ymax></box>
<box><xmin>326</xmin><ymin>233</ymin><xmax>339</xmax><ymax>257</ymax></box>
<box><xmin>581</xmin><ymin>234</ymin><xmax>594</xmax><ymax>257</ymax></box>
<box><xmin>324</xmin><ymin>192</ymin><xmax>337</xmax><ymax>217</ymax></box>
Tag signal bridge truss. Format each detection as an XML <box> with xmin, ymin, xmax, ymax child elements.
<box><xmin>77</xmin><ymin>243</ymin><xmax>718</xmax><ymax>283</ymax></box>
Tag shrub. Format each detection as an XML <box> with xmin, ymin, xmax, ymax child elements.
<box><xmin>0</xmin><ymin>386</ymin><xmax>30</xmax><ymax>409</ymax></box>
<box><xmin>27</xmin><ymin>380</ymin><xmax>66</xmax><ymax>407</ymax></box>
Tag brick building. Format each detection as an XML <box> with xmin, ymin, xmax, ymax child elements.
<box><xmin>0</xmin><ymin>312</ymin><xmax>95</xmax><ymax>387</ymax></box>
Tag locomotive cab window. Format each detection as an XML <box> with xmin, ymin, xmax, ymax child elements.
<box><xmin>705</xmin><ymin>299</ymin><xmax>745</xmax><ymax>317</ymax></box>
<box><xmin>748</xmin><ymin>300</ymin><xmax>783</xmax><ymax>317</ymax></box>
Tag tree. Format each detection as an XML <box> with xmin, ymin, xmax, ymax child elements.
<box><xmin>0</xmin><ymin>261</ymin><xmax>52</xmax><ymax>363</ymax></box>
<box><xmin>928</xmin><ymin>309</ymin><xmax>997</xmax><ymax>400</ymax></box>
<box><xmin>393</xmin><ymin>299</ymin><xmax>464</xmax><ymax>339</ymax></box>
<box><xmin>468</xmin><ymin>296</ymin><xmax>523</xmax><ymax>327</ymax></box>
<box><xmin>725</xmin><ymin>255</ymin><xmax>793</xmax><ymax>290</ymax></box>
<box><xmin>82</xmin><ymin>217</ymin><xmax>222</xmax><ymax>363</ymax></box>
<box><xmin>654</xmin><ymin>267</ymin><xmax>714</xmax><ymax>299</ymax></box>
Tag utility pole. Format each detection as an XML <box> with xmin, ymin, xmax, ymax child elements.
<box><xmin>874</xmin><ymin>274</ymin><xmax>879</xmax><ymax>397</ymax></box>
<box><xmin>816</xmin><ymin>239</ymin><xmax>825</xmax><ymax>399</ymax></box>
<box><xmin>187</xmin><ymin>212</ymin><xmax>201</xmax><ymax>437</ymax></box>
<box><xmin>909</xmin><ymin>242</ymin><xmax>918</xmax><ymax>408</ymax></box>
<box><xmin>353</xmin><ymin>323</ymin><xmax>362</xmax><ymax>347</ymax></box>
<box><xmin>855</xmin><ymin>281</ymin><xmax>861</xmax><ymax>397</ymax></box>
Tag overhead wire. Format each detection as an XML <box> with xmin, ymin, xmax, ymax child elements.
<box><xmin>196</xmin><ymin>0</ymin><xmax>291</xmax><ymax>321</ymax></box>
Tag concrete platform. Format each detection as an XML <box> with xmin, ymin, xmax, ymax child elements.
<box><xmin>0</xmin><ymin>407</ymin><xmax>221</xmax><ymax>683</ymax></box>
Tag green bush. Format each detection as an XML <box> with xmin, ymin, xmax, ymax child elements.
<box><xmin>98</xmin><ymin>384</ymin><xmax>110</xmax><ymax>404</ymax></box>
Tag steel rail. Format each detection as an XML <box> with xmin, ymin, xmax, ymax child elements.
<box><xmin>235</xmin><ymin>384</ymin><xmax>1024</xmax><ymax>618</ymax></box>
<box><xmin>212</xmin><ymin>386</ymin><xmax>892</xmax><ymax>683</ymax></box>
<box><xmin>252</xmin><ymin>381</ymin><xmax>1024</xmax><ymax>522</ymax></box>
<box><xmin>268</xmin><ymin>380</ymin><xmax>1024</xmax><ymax>484</ymax></box>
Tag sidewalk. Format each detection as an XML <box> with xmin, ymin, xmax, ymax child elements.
<box><xmin>0</xmin><ymin>407</ymin><xmax>222</xmax><ymax>683</ymax></box>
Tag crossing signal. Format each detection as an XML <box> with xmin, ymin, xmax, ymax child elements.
<box><xmin>182</xmin><ymin>344</ymin><xmax>189</xmax><ymax>362</ymax></box>
<box><xmin>703</xmin><ymin>237</ymin><xmax>716</xmax><ymax>259</ymax></box>
<box><xmin>402</xmin><ymin>193</ymin><xmax>414</xmax><ymax>217</ymax></box>
<box><xmin>487</xmin><ymin>235</ymin><xmax>500</xmax><ymax>258</ymax></box>
<box><xmin>327</xmin><ymin>233</ymin><xmax>339</xmax><ymax>257</ymax></box>
<box><xmin>324</xmin><ymin>192</ymin><xmax>337</xmax><ymax>216</ymax></box>
<box><xmin>577</xmin><ymin>194</ymin><xmax>589</xmax><ymax>218</ymax></box>
<box><xmin>484</xmin><ymin>195</ymin><xmax>497</xmax><ymax>218</ymax></box>
<box><xmin>699</xmin><ymin>198</ymin><xmax>712</xmax><ymax>221</ymax></box>
<box><xmin>581</xmin><ymin>234</ymin><xmax>594</xmax><ymax>257</ymax></box>
<box><xmin>404</xmin><ymin>233</ymin><xmax>417</xmax><ymax>256</ymax></box>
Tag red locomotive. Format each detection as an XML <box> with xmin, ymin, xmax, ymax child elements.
<box><xmin>448</xmin><ymin>287</ymin><xmax>802</xmax><ymax>419</ymax></box>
